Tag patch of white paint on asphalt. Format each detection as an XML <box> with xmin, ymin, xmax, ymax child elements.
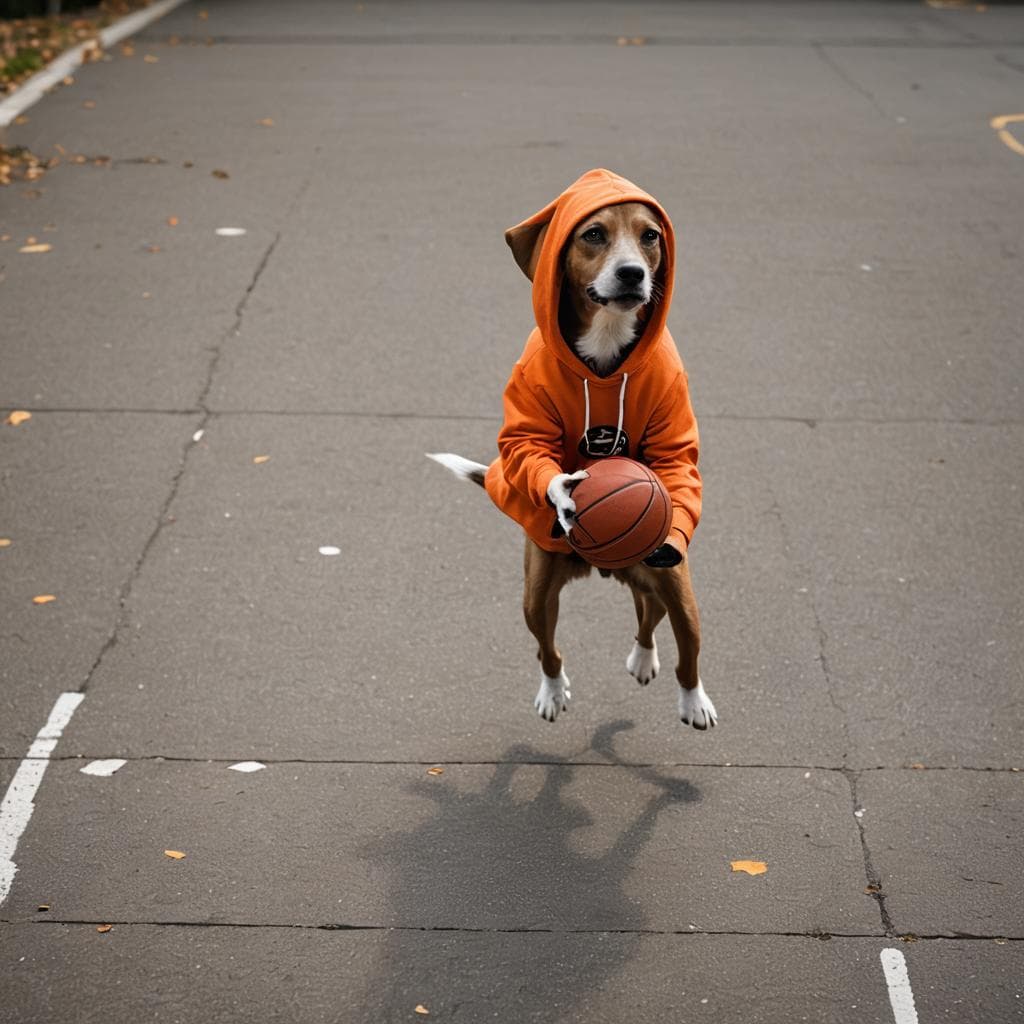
<box><xmin>880</xmin><ymin>948</ymin><xmax>920</xmax><ymax>1024</ymax></box>
<box><xmin>0</xmin><ymin>0</ymin><xmax>187</xmax><ymax>128</ymax></box>
<box><xmin>0</xmin><ymin>692</ymin><xmax>85</xmax><ymax>905</ymax></box>
<box><xmin>80</xmin><ymin>758</ymin><xmax>127</xmax><ymax>777</ymax></box>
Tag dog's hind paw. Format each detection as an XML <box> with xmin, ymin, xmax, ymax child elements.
<box><xmin>535</xmin><ymin>670</ymin><xmax>571</xmax><ymax>723</ymax></box>
<box><xmin>678</xmin><ymin>680</ymin><xmax>717</xmax><ymax>730</ymax></box>
<box><xmin>626</xmin><ymin>640</ymin><xmax>659</xmax><ymax>686</ymax></box>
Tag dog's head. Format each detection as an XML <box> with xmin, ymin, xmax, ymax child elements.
<box><xmin>506</xmin><ymin>201</ymin><xmax>664</xmax><ymax>313</ymax></box>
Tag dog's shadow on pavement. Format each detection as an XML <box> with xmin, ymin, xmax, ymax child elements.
<box><xmin>353</xmin><ymin>720</ymin><xmax>701</xmax><ymax>1021</ymax></box>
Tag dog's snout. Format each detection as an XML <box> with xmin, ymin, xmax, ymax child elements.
<box><xmin>615</xmin><ymin>263</ymin><xmax>646</xmax><ymax>286</ymax></box>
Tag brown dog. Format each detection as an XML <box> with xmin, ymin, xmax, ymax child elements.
<box><xmin>430</xmin><ymin>170</ymin><xmax>716</xmax><ymax>730</ymax></box>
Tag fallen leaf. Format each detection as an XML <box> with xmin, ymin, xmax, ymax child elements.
<box><xmin>427</xmin><ymin>766</ymin><xmax>444</xmax><ymax>776</ymax></box>
<box><xmin>19</xmin><ymin>243</ymin><xmax>51</xmax><ymax>254</ymax></box>
<box><xmin>257</xmin><ymin>117</ymin><xmax>274</xmax><ymax>127</ymax></box>
<box><xmin>5</xmin><ymin>410</ymin><xmax>32</xmax><ymax>425</ymax></box>
<box><xmin>415</xmin><ymin>1008</ymin><xmax>429</xmax><ymax>1016</ymax></box>
<box><xmin>252</xmin><ymin>455</ymin><xmax>270</xmax><ymax>464</ymax></box>
<box><xmin>730</xmin><ymin>859</ymin><xmax>767</xmax><ymax>876</ymax></box>
<box><xmin>211</xmin><ymin>168</ymin><xmax>230</xmax><ymax>179</ymax></box>
<box><xmin>96</xmin><ymin>924</ymin><xmax>112</xmax><ymax>933</ymax></box>
<box><xmin>143</xmin><ymin>54</ymin><xmax>159</xmax><ymax>63</ymax></box>
<box><xmin>32</xmin><ymin>595</ymin><xmax>57</xmax><ymax>605</ymax></box>
<box><xmin>0</xmin><ymin>539</ymin><xmax>11</xmax><ymax>547</ymax></box>
<box><xmin>167</xmin><ymin>215</ymin><xmax>179</xmax><ymax>227</ymax></box>
<box><xmin>164</xmin><ymin>850</ymin><xmax>186</xmax><ymax>860</ymax></box>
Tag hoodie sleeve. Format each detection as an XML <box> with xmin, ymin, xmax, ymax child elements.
<box><xmin>496</xmin><ymin>362</ymin><xmax>565</xmax><ymax>508</ymax></box>
<box><xmin>642</xmin><ymin>370</ymin><xmax>702</xmax><ymax>548</ymax></box>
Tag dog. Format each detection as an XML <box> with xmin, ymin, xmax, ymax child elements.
<box><xmin>429</xmin><ymin>169</ymin><xmax>716</xmax><ymax>731</ymax></box>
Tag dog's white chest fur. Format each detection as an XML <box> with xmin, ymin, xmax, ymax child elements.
<box><xmin>575</xmin><ymin>309</ymin><xmax>639</xmax><ymax>373</ymax></box>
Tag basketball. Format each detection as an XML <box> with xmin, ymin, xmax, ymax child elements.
<box><xmin>567</xmin><ymin>457</ymin><xmax>672</xmax><ymax>570</ymax></box>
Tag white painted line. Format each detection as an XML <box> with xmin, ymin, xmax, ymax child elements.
<box><xmin>80</xmin><ymin>758</ymin><xmax>127</xmax><ymax>777</ymax></box>
<box><xmin>227</xmin><ymin>761</ymin><xmax>266</xmax><ymax>773</ymax></box>
<box><xmin>0</xmin><ymin>692</ymin><xmax>85</xmax><ymax>905</ymax></box>
<box><xmin>880</xmin><ymin>948</ymin><xmax>920</xmax><ymax>1024</ymax></box>
<box><xmin>0</xmin><ymin>0</ymin><xmax>187</xmax><ymax>129</ymax></box>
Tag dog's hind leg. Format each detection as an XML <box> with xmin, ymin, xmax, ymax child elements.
<box><xmin>644</xmin><ymin>560</ymin><xmax>717</xmax><ymax>729</ymax></box>
<box><xmin>523</xmin><ymin>540</ymin><xmax>577</xmax><ymax>722</ymax></box>
<box><xmin>625</xmin><ymin>584</ymin><xmax>665</xmax><ymax>686</ymax></box>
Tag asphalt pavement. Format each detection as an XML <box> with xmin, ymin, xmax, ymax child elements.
<box><xmin>1</xmin><ymin>2</ymin><xmax>1023</xmax><ymax>1021</ymax></box>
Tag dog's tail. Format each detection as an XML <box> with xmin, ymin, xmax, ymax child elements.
<box><xmin>426</xmin><ymin>452</ymin><xmax>488</xmax><ymax>488</ymax></box>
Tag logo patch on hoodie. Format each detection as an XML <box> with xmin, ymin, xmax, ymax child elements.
<box><xmin>578</xmin><ymin>426</ymin><xmax>630</xmax><ymax>459</ymax></box>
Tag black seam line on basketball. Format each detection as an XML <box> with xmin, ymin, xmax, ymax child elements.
<box><xmin>572</xmin><ymin>480</ymin><xmax>656</xmax><ymax>550</ymax></box>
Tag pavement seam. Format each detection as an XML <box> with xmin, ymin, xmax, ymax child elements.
<box><xmin>845</xmin><ymin>768</ymin><xmax>896</xmax><ymax>938</ymax></box>
<box><xmin>5</xmin><ymin>919</ymin><xmax>1022</xmax><ymax>942</ymax></box>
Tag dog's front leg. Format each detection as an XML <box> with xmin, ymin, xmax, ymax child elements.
<box><xmin>523</xmin><ymin>540</ymin><xmax>573</xmax><ymax>722</ymax></box>
<box><xmin>645</xmin><ymin>559</ymin><xmax>718</xmax><ymax>730</ymax></box>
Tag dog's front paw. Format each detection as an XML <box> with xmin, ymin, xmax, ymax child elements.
<box><xmin>535</xmin><ymin>670</ymin><xmax>571</xmax><ymax>723</ymax></box>
<box><xmin>678</xmin><ymin>680</ymin><xmax>717</xmax><ymax>730</ymax></box>
<box><xmin>626</xmin><ymin>640</ymin><xmax>659</xmax><ymax>686</ymax></box>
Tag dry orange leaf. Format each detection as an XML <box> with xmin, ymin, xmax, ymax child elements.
<box><xmin>730</xmin><ymin>859</ymin><xmax>767</xmax><ymax>876</ymax></box>
<box><xmin>164</xmin><ymin>849</ymin><xmax>186</xmax><ymax>860</ymax></box>
<box><xmin>426</xmin><ymin>766</ymin><xmax>444</xmax><ymax>776</ymax></box>
<box><xmin>167</xmin><ymin>215</ymin><xmax>179</xmax><ymax>227</ymax></box>
<box><xmin>5</xmin><ymin>410</ymin><xmax>32</xmax><ymax>425</ymax></box>
<box><xmin>19</xmin><ymin>243</ymin><xmax>51</xmax><ymax>254</ymax></box>
<box><xmin>33</xmin><ymin>595</ymin><xmax>57</xmax><ymax>605</ymax></box>
<box><xmin>252</xmin><ymin>455</ymin><xmax>270</xmax><ymax>464</ymax></box>
<box><xmin>96</xmin><ymin>924</ymin><xmax>113</xmax><ymax>933</ymax></box>
<box><xmin>415</xmin><ymin>1007</ymin><xmax>429</xmax><ymax>1016</ymax></box>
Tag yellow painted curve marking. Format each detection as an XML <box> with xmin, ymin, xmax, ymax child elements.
<box><xmin>991</xmin><ymin>114</ymin><xmax>1024</xmax><ymax>157</ymax></box>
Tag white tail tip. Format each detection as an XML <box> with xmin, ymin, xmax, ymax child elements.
<box><xmin>426</xmin><ymin>453</ymin><xmax>488</xmax><ymax>483</ymax></box>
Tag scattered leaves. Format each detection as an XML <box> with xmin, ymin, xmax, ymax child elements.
<box><xmin>730</xmin><ymin>859</ymin><xmax>767</xmax><ymax>876</ymax></box>
<box><xmin>427</xmin><ymin>766</ymin><xmax>444</xmax><ymax>776</ymax></box>
<box><xmin>164</xmin><ymin>850</ymin><xmax>186</xmax><ymax>860</ymax></box>
<box><xmin>32</xmin><ymin>595</ymin><xmax>57</xmax><ymax>605</ymax></box>
<box><xmin>96</xmin><ymin>924</ymin><xmax>113</xmax><ymax>933</ymax></box>
<box><xmin>19</xmin><ymin>242</ymin><xmax>51</xmax><ymax>253</ymax></box>
<box><xmin>252</xmin><ymin>454</ymin><xmax>270</xmax><ymax>464</ymax></box>
<box><xmin>5</xmin><ymin>410</ymin><xmax>32</xmax><ymax>425</ymax></box>
<box><xmin>211</xmin><ymin>168</ymin><xmax>230</xmax><ymax>179</ymax></box>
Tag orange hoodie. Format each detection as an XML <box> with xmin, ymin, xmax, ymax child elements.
<box><xmin>484</xmin><ymin>168</ymin><xmax>701</xmax><ymax>554</ymax></box>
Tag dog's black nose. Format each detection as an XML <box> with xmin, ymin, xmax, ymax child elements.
<box><xmin>615</xmin><ymin>263</ymin><xmax>646</xmax><ymax>285</ymax></box>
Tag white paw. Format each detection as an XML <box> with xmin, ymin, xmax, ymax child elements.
<box><xmin>678</xmin><ymin>679</ymin><xmax>717</xmax><ymax>730</ymax></box>
<box><xmin>534</xmin><ymin>670</ymin><xmax>571</xmax><ymax>723</ymax></box>
<box><xmin>626</xmin><ymin>640</ymin><xmax>659</xmax><ymax>686</ymax></box>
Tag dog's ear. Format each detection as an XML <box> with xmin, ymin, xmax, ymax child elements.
<box><xmin>505</xmin><ymin>221</ymin><xmax>549</xmax><ymax>282</ymax></box>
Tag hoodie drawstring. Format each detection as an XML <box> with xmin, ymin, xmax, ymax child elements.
<box><xmin>582</xmin><ymin>373</ymin><xmax>628</xmax><ymax>457</ymax></box>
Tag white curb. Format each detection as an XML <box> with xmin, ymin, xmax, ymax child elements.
<box><xmin>0</xmin><ymin>0</ymin><xmax>188</xmax><ymax>129</ymax></box>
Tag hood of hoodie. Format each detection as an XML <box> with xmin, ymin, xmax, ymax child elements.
<box><xmin>507</xmin><ymin>168</ymin><xmax>675</xmax><ymax>379</ymax></box>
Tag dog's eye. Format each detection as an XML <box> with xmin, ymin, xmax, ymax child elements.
<box><xmin>640</xmin><ymin>229</ymin><xmax>660</xmax><ymax>245</ymax></box>
<box><xmin>581</xmin><ymin>227</ymin><xmax>605</xmax><ymax>244</ymax></box>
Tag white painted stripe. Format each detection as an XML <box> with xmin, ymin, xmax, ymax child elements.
<box><xmin>0</xmin><ymin>692</ymin><xmax>85</xmax><ymax>905</ymax></box>
<box><xmin>880</xmin><ymin>948</ymin><xmax>920</xmax><ymax>1024</ymax></box>
<box><xmin>0</xmin><ymin>0</ymin><xmax>187</xmax><ymax>128</ymax></box>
